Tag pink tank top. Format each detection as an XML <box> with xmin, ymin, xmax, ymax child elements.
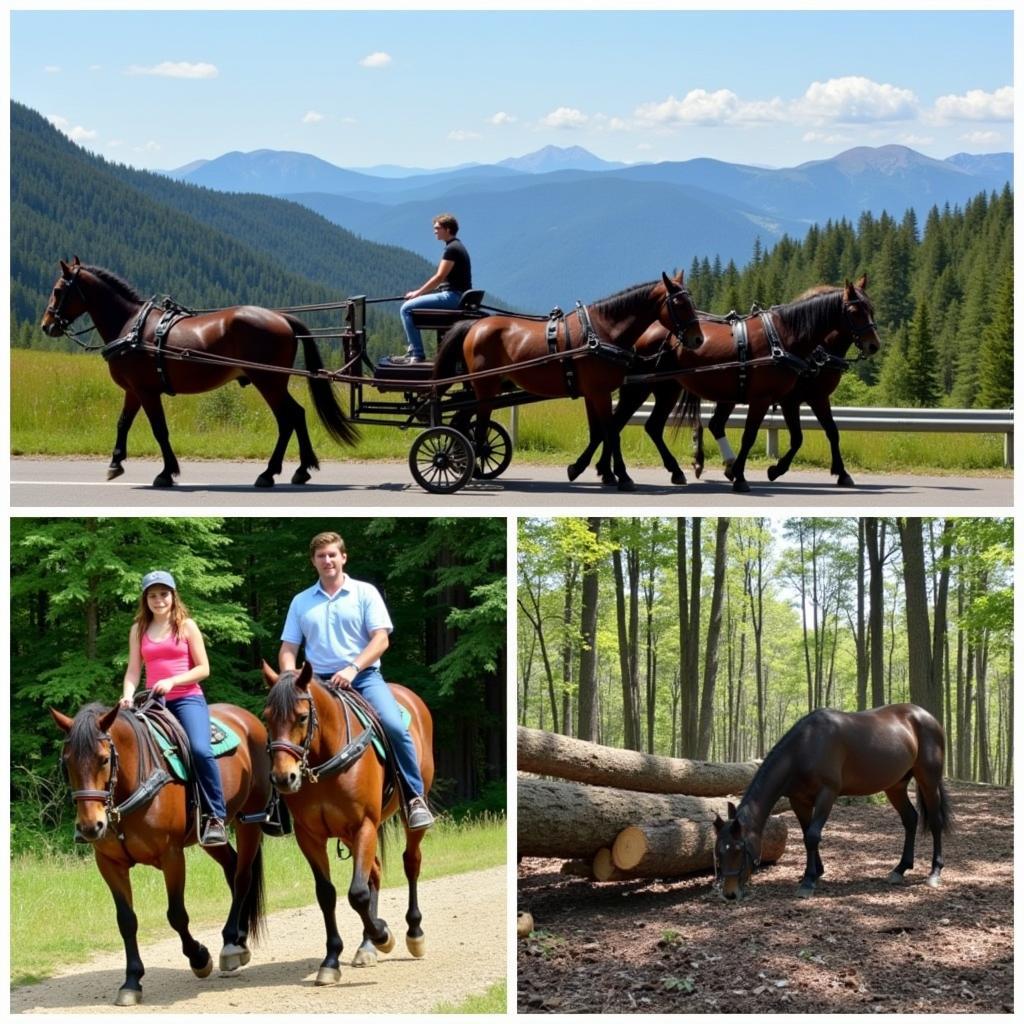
<box><xmin>141</xmin><ymin>629</ymin><xmax>204</xmax><ymax>700</ymax></box>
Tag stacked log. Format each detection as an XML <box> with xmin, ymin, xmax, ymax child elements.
<box><xmin>517</xmin><ymin>727</ymin><xmax>788</xmax><ymax>883</ymax></box>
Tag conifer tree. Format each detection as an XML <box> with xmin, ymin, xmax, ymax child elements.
<box><xmin>976</xmin><ymin>266</ymin><xmax>1013</xmax><ymax>408</ymax></box>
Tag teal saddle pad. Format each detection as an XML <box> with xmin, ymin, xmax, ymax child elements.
<box><xmin>350</xmin><ymin>701</ymin><xmax>412</xmax><ymax>760</ymax></box>
<box><xmin>147</xmin><ymin>717</ymin><xmax>241</xmax><ymax>783</ymax></box>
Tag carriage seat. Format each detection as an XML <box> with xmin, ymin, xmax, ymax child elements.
<box><xmin>407</xmin><ymin>289</ymin><xmax>486</xmax><ymax>334</ymax></box>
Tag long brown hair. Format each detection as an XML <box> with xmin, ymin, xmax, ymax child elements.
<box><xmin>133</xmin><ymin>586</ymin><xmax>191</xmax><ymax>641</ymax></box>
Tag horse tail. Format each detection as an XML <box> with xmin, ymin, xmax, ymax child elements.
<box><xmin>244</xmin><ymin>845</ymin><xmax>268</xmax><ymax>946</ymax></box>
<box><xmin>670</xmin><ymin>387</ymin><xmax>701</xmax><ymax>432</ymax></box>
<box><xmin>918</xmin><ymin>776</ymin><xmax>954</xmax><ymax>835</ymax></box>
<box><xmin>433</xmin><ymin>320</ymin><xmax>474</xmax><ymax>392</ymax></box>
<box><xmin>285</xmin><ymin>315</ymin><xmax>360</xmax><ymax>447</ymax></box>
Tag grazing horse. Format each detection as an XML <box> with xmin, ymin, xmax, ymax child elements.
<box><xmin>692</xmin><ymin>284</ymin><xmax>870</xmax><ymax>486</ymax></box>
<box><xmin>262</xmin><ymin>662</ymin><xmax>434</xmax><ymax>985</ymax></box>
<box><xmin>713</xmin><ymin>703</ymin><xmax>951</xmax><ymax>901</ymax></box>
<box><xmin>582</xmin><ymin>276</ymin><xmax>879</xmax><ymax>491</ymax></box>
<box><xmin>51</xmin><ymin>700</ymin><xmax>272</xmax><ymax>1005</ymax></box>
<box><xmin>40</xmin><ymin>257</ymin><xmax>357</xmax><ymax>488</ymax></box>
<box><xmin>433</xmin><ymin>272</ymin><xmax>703</xmax><ymax>491</ymax></box>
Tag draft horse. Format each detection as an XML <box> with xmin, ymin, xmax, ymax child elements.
<box><xmin>262</xmin><ymin>662</ymin><xmax>434</xmax><ymax>985</ymax></box>
<box><xmin>582</xmin><ymin>276</ymin><xmax>879</xmax><ymax>491</ymax></box>
<box><xmin>51</xmin><ymin>700</ymin><xmax>272</xmax><ymax>1005</ymax></box>
<box><xmin>40</xmin><ymin>257</ymin><xmax>358</xmax><ymax>488</ymax></box>
<box><xmin>713</xmin><ymin>703</ymin><xmax>951</xmax><ymax>901</ymax></box>
<box><xmin>433</xmin><ymin>272</ymin><xmax>703</xmax><ymax>491</ymax></box>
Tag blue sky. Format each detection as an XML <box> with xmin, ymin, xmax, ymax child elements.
<box><xmin>10</xmin><ymin>8</ymin><xmax>1014</xmax><ymax>173</ymax></box>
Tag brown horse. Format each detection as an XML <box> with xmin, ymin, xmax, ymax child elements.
<box><xmin>40</xmin><ymin>257</ymin><xmax>357</xmax><ymax>488</ymax></box>
<box><xmin>582</xmin><ymin>276</ymin><xmax>879</xmax><ymax>492</ymax></box>
<box><xmin>51</xmin><ymin>700</ymin><xmax>272</xmax><ymax>1005</ymax></box>
<box><xmin>261</xmin><ymin>662</ymin><xmax>434</xmax><ymax>985</ymax></box>
<box><xmin>713</xmin><ymin>703</ymin><xmax>951</xmax><ymax>901</ymax></box>
<box><xmin>434</xmin><ymin>272</ymin><xmax>703</xmax><ymax>491</ymax></box>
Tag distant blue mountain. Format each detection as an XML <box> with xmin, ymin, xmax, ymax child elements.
<box><xmin>497</xmin><ymin>145</ymin><xmax>627</xmax><ymax>173</ymax></box>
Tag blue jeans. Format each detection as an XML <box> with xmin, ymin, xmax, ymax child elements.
<box><xmin>400</xmin><ymin>289</ymin><xmax>463</xmax><ymax>358</ymax></box>
<box><xmin>349</xmin><ymin>668</ymin><xmax>425</xmax><ymax>800</ymax></box>
<box><xmin>167</xmin><ymin>694</ymin><xmax>228</xmax><ymax>820</ymax></box>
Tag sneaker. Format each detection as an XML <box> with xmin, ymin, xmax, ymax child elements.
<box><xmin>388</xmin><ymin>352</ymin><xmax>425</xmax><ymax>365</ymax></box>
<box><xmin>200</xmin><ymin>817</ymin><xmax>228</xmax><ymax>847</ymax></box>
<box><xmin>406</xmin><ymin>796</ymin><xmax>435</xmax><ymax>830</ymax></box>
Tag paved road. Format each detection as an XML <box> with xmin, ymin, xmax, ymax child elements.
<box><xmin>11</xmin><ymin>457</ymin><xmax>1012</xmax><ymax>508</ymax></box>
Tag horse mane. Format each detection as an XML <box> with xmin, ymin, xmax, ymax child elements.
<box><xmin>264</xmin><ymin>674</ymin><xmax>307</xmax><ymax>722</ymax></box>
<box><xmin>771</xmin><ymin>287</ymin><xmax>847</xmax><ymax>341</ymax></box>
<box><xmin>83</xmin><ymin>264</ymin><xmax>145</xmax><ymax>303</ymax></box>
<box><xmin>741</xmin><ymin>712</ymin><xmax>817</xmax><ymax>811</ymax></box>
<box><xmin>590</xmin><ymin>281</ymin><xmax>658</xmax><ymax>321</ymax></box>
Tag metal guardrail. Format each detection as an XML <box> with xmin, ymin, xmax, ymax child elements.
<box><xmin>627</xmin><ymin>403</ymin><xmax>1014</xmax><ymax>468</ymax></box>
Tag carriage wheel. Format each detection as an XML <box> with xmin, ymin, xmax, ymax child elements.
<box><xmin>409</xmin><ymin>427</ymin><xmax>475</xmax><ymax>494</ymax></box>
<box><xmin>470</xmin><ymin>420</ymin><xmax>513</xmax><ymax>479</ymax></box>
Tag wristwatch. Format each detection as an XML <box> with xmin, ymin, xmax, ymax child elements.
<box><xmin>348</xmin><ymin>662</ymin><xmax>362</xmax><ymax>673</ymax></box>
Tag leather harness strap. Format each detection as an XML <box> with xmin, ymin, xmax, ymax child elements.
<box><xmin>731</xmin><ymin>317</ymin><xmax>749</xmax><ymax>401</ymax></box>
<box><xmin>545</xmin><ymin>306</ymin><xmax>580</xmax><ymax>399</ymax></box>
<box><xmin>153</xmin><ymin>304</ymin><xmax>191</xmax><ymax>396</ymax></box>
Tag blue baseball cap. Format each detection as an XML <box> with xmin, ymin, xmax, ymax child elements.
<box><xmin>141</xmin><ymin>570</ymin><xmax>177</xmax><ymax>594</ymax></box>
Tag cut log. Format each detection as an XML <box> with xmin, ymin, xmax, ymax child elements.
<box><xmin>518</xmin><ymin>726</ymin><xmax>761</xmax><ymax>796</ymax></box>
<box><xmin>518</xmin><ymin>776</ymin><xmax>743</xmax><ymax>858</ymax></box>
<box><xmin>612</xmin><ymin>815</ymin><xmax>788</xmax><ymax>877</ymax></box>
<box><xmin>592</xmin><ymin>847</ymin><xmax>633</xmax><ymax>882</ymax></box>
<box><xmin>559</xmin><ymin>859</ymin><xmax>595</xmax><ymax>879</ymax></box>
<box><xmin>517</xmin><ymin>911</ymin><xmax>534</xmax><ymax>939</ymax></box>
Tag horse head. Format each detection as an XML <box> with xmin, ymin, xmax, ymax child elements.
<box><xmin>262</xmin><ymin>660</ymin><xmax>316</xmax><ymax>793</ymax></box>
<box><xmin>713</xmin><ymin>801</ymin><xmax>760</xmax><ymax>902</ymax></box>
<box><xmin>40</xmin><ymin>257</ymin><xmax>88</xmax><ymax>337</ymax></box>
<box><xmin>51</xmin><ymin>703</ymin><xmax>122</xmax><ymax>843</ymax></box>
<box><xmin>842</xmin><ymin>274</ymin><xmax>881</xmax><ymax>357</ymax></box>
<box><xmin>660</xmin><ymin>271</ymin><xmax>704</xmax><ymax>350</ymax></box>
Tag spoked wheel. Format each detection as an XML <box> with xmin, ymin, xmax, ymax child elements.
<box><xmin>409</xmin><ymin>426</ymin><xmax>475</xmax><ymax>494</ymax></box>
<box><xmin>469</xmin><ymin>420</ymin><xmax>513</xmax><ymax>479</ymax></box>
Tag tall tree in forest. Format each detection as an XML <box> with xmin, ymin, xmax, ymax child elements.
<box><xmin>897</xmin><ymin>517</ymin><xmax>942</xmax><ymax>720</ymax></box>
<box><xmin>577</xmin><ymin>518</ymin><xmax>603</xmax><ymax>742</ymax></box>
<box><xmin>855</xmin><ymin>519</ymin><xmax>868</xmax><ymax>710</ymax></box>
<box><xmin>737</xmin><ymin>519</ymin><xmax>770</xmax><ymax>755</ymax></box>
<box><xmin>696</xmin><ymin>518</ymin><xmax>731</xmax><ymax>759</ymax></box>
<box><xmin>864</xmin><ymin>517</ymin><xmax>889</xmax><ymax>708</ymax></box>
<box><xmin>976</xmin><ymin>264</ymin><xmax>1013</xmax><ymax>408</ymax></box>
<box><xmin>611</xmin><ymin>521</ymin><xmax>643</xmax><ymax>750</ymax></box>
<box><xmin>678</xmin><ymin>518</ymin><xmax>702</xmax><ymax>757</ymax></box>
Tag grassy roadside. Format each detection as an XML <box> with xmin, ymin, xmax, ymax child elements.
<box><xmin>11</xmin><ymin>813</ymin><xmax>505</xmax><ymax>987</ymax></box>
<box><xmin>12</xmin><ymin>350</ymin><xmax>1007</xmax><ymax>473</ymax></box>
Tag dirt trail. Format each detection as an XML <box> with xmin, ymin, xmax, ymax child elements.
<box><xmin>13</xmin><ymin>866</ymin><xmax>505</xmax><ymax>1014</ymax></box>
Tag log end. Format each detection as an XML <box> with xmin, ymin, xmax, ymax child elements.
<box><xmin>517</xmin><ymin>911</ymin><xmax>534</xmax><ymax>939</ymax></box>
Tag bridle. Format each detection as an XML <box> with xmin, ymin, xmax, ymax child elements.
<box><xmin>842</xmin><ymin>295</ymin><xmax>880</xmax><ymax>354</ymax></box>
<box><xmin>63</xmin><ymin>731</ymin><xmax>121</xmax><ymax>819</ymax></box>
<box><xmin>44</xmin><ymin>265</ymin><xmax>101</xmax><ymax>346</ymax></box>
<box><xmin>662</xmin><ymin>285</ymin><xmax>703</xmax><ymax>349</ymax></box>
<box><xmin>713</xmin><ymin>833</ymin><xmax>760</xmax><ymax>892</ymax></box>
<box><xmin>268</xmin><ymin>688</ymin><xmax>322</xmax><ymax>783</ymax></box>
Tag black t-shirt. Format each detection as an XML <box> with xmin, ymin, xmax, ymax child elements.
<box><xmin>441</xmin><ymin>238</ymin><xmax>472</xmax><ymax>293</ymax></box>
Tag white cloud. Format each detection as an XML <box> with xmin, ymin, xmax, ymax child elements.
<box><xmin>802</xmin><ymin>130</ymin><xmax>854</xmax><ymax>145</ymax></box>
<box><xmin>47</xmin><ymin>114</ymin><xmax>98</xmax><ymax>142</ymax></box>
<box><xmin>488</xmin><ymin>111</ymin><xmax>516</xmax><ymax>126</ymax></box>
<box><xmin>896</xmin><ymin>133</ymin><xmax>934</xmax><ymax>147</ymax></box>
<box><xmin>359</xmin><ymin>52</ymin><xmax>392</xmax><ymax>69</ymax></box>
<box><xmin>448</xmin><ymin>128</ymin><xmax>482</xmax><ymax>142</ymax></box>
<box><xmin>933</xmin><ymin>86</ymin><xmax>1013</xmax><ymax>122</ymax></box>
<box><xmin>126</xmin><ymin>61</ymin><xmax>218</xmax><ymax>79</ymax></box>
<box><xmin>797</xmin><ymin>76</ymin><xmax>917</xmax><ymax>123</ymax></box>
<box><xmin>302</xmin><ymin>110</ymin><xmax>325</xmax><ymax>124</ymax></box>
<box><xmin>960</xmin><ymin>129</ymin><xmax>1003</xmax><ymax>145</ymax></box>
<box><xmin>540</xmin><ymin>106</ymin><xmax>589</xmax><ymax>130</ymax></box>
<box><xmin>634</xmin><ymin>89</ymin><xmax>786</xmax><ymax>128</ymax></box>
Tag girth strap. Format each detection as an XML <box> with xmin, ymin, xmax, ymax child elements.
<box><xmin>153</xmin><ymin>302</ymin><xmax>191</xmax><ymax>396</ymax></box>
<box><xmin>732</xmin><ymin>318</ymin><xmax>749</xmax><ymax>401</ymax></box>
<box><xmin>546</xmin><ymin>307</ymin><xmax>580</xmax><ymax>399</ymax></box>
<box><xmin>102</xmin><ymin>298</ymin><xmax>156</xmax><ymax>362</ymax></box>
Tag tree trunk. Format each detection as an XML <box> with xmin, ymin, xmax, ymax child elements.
<box><xmin>679</xmin><ymin>518</ymin><xmax>701</xmax><ymax>757</ymax></box>
<box><xmin>855</xmin><ymin>518</ymin><xmax>868</xmax><ymax>710</ymax></box>
<box><xmin>517</xmin><ymin>727</ymin><xmax>763</xmax><ymax>795</ymax></box>
<box><xmin>611</xmin><ymin>815</ymin><xmax>788</xmax><ymax>877</ymax></box>
<box><xmin>899</xmin><ymin>517</ymin><xmax>940</xmax><ymax>719</ymax></box>
<box><xmin>697</xmin><ymin>518</ymin><xmax>730</xmax><ymax>758</ymax></box>
<box><xmin>518</xmin><ymin>776</ymin><xmax>746</xmax><ymax>858</ymax></box>
<box><xmin>577</xmin><ymin>518</ymin><xmax>601</xmax><ymax>742</ymax></box>
<box><xmin>865</xmin><ymin>517</ymin><xmax>886</xmax><ymax>708</ymax></box>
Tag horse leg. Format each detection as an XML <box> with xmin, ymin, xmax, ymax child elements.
<box><xmin>95</xmin><ymin>854</ymin><xmax>146</xmax><ymax>1006</ymax></box>
<box><xmin>729</xmin><ymin>402</ymin><xmax>769</xmax><ymax>494</ymax></box>
<box><xmin>138</xmin><ymin>393</ymin><xmax>181</xmax><ymax>487</ymax></box>
<box><xmin>205</xmin><ymin>825</ymin><xmax>263</xmax><ymax>970</ymax></box>
<box><xmin>766</xmin><ymin>398</ymin><xmax>803</xmax><ymax>481</ymax></box>
<box><xmin>287</xmin><ymin>394</ymin><xmax>321</xmax><ymax>484</ymax></box>
<box><xmin>914</xmin><ymin>761</ymin><xmax>949</xmax><ymax>888</ymax></box>
<box><xmin>707</xmin><ymin>402</ymin><xmax>736</xmax><ymax>480</ymax></box>
<box><xmin>883</xmin><ymin>781</ymin><xmax>919</xmax><ymax>884</ymax></box>
<box><xmin>793</xmin><ymin>789</ymin><xmax>835</xmax><ymax>897</ymax></box>
<box><xmin>402</xmin><ymin>823</ymin><xmax>428</xmax><ymax>957</ymax></box>
<box><xmin>108</xmin><ymin>390</ymin><xmax>141</xmax><ymax>480</ymax></box>
<box><xmin>294</xmin><ymin>827</ymin><xmax>345</xmax><ymax>985</ymax></box>
<box><xmin>809</xmin><ymin>395</ymin><xmax>854</xmax><ymax>486</ymax></box>
<box><xmin>692</xmin><ymin>421</ymin><xmax>705</xmax><ymax>479</ymax></box>
<box><xmin>352</xmin><ymin>855</ymin><xmax>389</xmax><ymax>967</ymax></box>
<box><xmin>347</xmin><ymin>818</ymin><xmax>394</xmax><ymax>964</ymax></box>
<box><xmin>248</xmin><ymin>377</ymin><xmax>294</xmax><ymax>488</ymax></box>
<box><xmin>568</xmin><ymin>399</ymin><xmax>609</xmax><ymax>484</ymax></box>
<box><xmin>160</xmin><ymin>846</ymin><xmax>213</xmax><ymax>978</ymax></box>
<box><xmin>645</xmin><ymin>383</ymin><xmax>688</xmax><ymax>485</ymax></box>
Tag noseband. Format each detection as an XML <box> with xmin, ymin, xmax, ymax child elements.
<box><xmin>714</xmin><ymin>836</ymin><xmax>760</xmax><ymax>889</ymax></box>
<box><xmin>663</xmin><ymin>287</ymin><xmax>702</xmax><ymax>348</ymax></box>
<box><xmin>45</xmin><ymin>266</ymin><xmax>85</xmax><ymax>334</ymax></box>
<box><xmin>843</xmin><ymin>297</ymin><xmax>879</xmax><ymax>352</ymax></box>
<box><xmin>268</xmin><ymin>690</ymin><xmax>321</xmax><ymax>781</ymax></box>
<box><xmin>64</xmin><ymin>731</ymin><xmax>120</xmax><ymax>816</ymax></box>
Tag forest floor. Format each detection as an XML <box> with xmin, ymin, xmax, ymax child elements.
<box><xmin>12</xmin><ymin>866</ymin><xmax>505</xmax><ymax>1014</ymax></box>
<box><xmin>518</xmin><ymin>782</ymin><xmax>1012</xmax><ymax>1014</ymax></box>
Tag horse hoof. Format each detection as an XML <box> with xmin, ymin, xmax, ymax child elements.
<box><xmin>219</xmin><ymin>944</ymin><xmax>251</xmax><ymax>972</ymax></box>
<box><xmin>692</xmin><ymin>464</ymin><xmax>703</xmax><ymax>480</ymax></box>
<box><xmin>617</xmin><ymin>479</ymin><xmax>635</xmax><ymax>493</ymax></box>
<box><xmin>670</xmin><ymin>472</ymin><xmax>687</xmax><ymax>486</ymax></box>
<box><xmin>374</xmin><ymin>928</ymin><xmax>396</xmax><ymax>954</ymax></box>
<box><xmin>114</xmin><ymin>988</ymin><xmax>142</xmax><ymax>1007</ymax></box>
<box><xmin>925</xmin><ymin>874</ymin><xmax>942</xmax><ymax>888</ymax></box>
<box><xmin>766</xmin><ymin>465</ymin><xmax>782</xmax><ymax>482</ymax></box>
<box><xmin>291</xmin><ymin>468</ymin><xmax>312</xmax><ymax>485</ymax></box>
<box><xmin>885</xmin><ymin>871</ymin><xmax>908</xmax><ymax>885</ymax></box>
<box><xmin>566</xmin><ymin>464</ymin><xmax>584</xmax><ymax>482</ymax></box>
<box><xmin>152</xmin><ymin>474</ymin><xmax>175</xmax><ymax>488</ymax></box>
<box><xmin>836</xmin><ymin>474</ymin><xmax>855</xmax><ymax>487</ymax></box>
<box><xmin>254</xmin><ymin>474</ymin><xmax>275</xmax><ymax>488</ymax></box>
<box><xmin>107</xmin><ymin>464</ymin><xmax>125</xmax><ymax>481</ymax></box>
<box><xmin>315</xmin><ymin>966</ymin><xmax>341</xmax><ymax>986</ymax></box>
<box><xmin>732</xmin><ymin>479</ymin><xmax>751</xmax><ymax>494</ymax></box>
<box><xmin>600</xmin><ymin>474</ymin><xmax>617</xmax><ymax>487</ymax></box>
<box><xmin>352</xmin><ymin>947</ymin><xmax>378</xmax><ymax>967</ymax></box>
<box><xmin>406</xmin><ymin>934</ymin><xmax>426</xmax><ymax>959</ymax></box>
<box><xmin>796</xmin><ymin>885</ymin><xmax>816</xmax><ymax>899</ymax></box>
<box><xmin>192</xmin><ymin>951</ymin><xmax>214</xmax><ymax>978</ymax></box>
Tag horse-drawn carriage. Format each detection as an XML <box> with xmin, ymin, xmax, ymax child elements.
<box><xmin>41</xmin><ymin>258</ymin><xmax>881</xmax><ymax>494</ymax></box>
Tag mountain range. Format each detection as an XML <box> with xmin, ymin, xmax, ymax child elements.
<box><xmin>167</xmin><ymin>144</ymin><xmax>1012</xmax><ymax>309</ymax></box>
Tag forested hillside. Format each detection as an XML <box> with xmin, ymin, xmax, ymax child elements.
<box><xmin>519</xmin><ymin>517</ymin><xmax>1011</xmax><ymax>785</ymax></box>
<box><xmin>10</xmin><ymin>102</ymin><xmax>431</xmax><ymax>349</ymax></box>
<box><xmin>11</xmin><ymin>517</ymin><xmax>507</xmax><ymax>848</ymax></box>
<box><xmin>684</xmin><ymin>191</ymin><xmax>1013</xmax><ymax>408</ymax></box>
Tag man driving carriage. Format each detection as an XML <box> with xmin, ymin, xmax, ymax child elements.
<box><xmin>388</xmin><ymin>212</ymin><xmax>472</xmax><ymax>364</ymax></box>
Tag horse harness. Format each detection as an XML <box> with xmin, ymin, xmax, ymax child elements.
<box><xmin>713</xmin><ymin>832</ymin><xmax>761</xmax><ymax>889</ymax></box>
<box><xmin>101</xmin><ymin>296</ymin><xmax>196</xmax><ymax>396</ymax></box>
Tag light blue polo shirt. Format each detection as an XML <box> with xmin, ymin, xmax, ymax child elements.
<box><xmin>281</xmin><ymin>576</ymin><xmax>393</xmax><ymax>675</ymax></box>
